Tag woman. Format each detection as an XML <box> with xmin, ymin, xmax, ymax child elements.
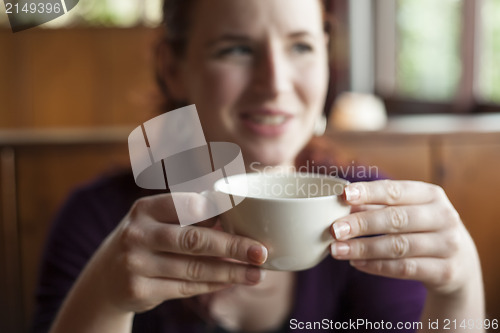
<box><xmin>33</xmin><ymin>0</ymin><xmax>485</xmax><ymax>332</ymax></box>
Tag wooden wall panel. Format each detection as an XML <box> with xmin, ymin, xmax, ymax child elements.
<box><xmin>440</xmin><ymin>135</ymin><xmax>500</xmax><ymax>320</ymax></box>
<box><xmin>15</xmin><ymin>143</ymin><xmax>130</xmax><ymax>329</ymax></box>
<box><xmin>27</xmin><ymin>30</ymin><xmax>98</xmax><ymax>127</ymax></box>
<box><xmin>0</xmin><ymin>27</ymin><xmax>158</xmax><ymax>129</ymax></box>
<box><xmin>0</xmin><ymin>148</ymin><xmax>23</xmax><ymax>333</ymax></box>
<box><xmin>0</xmin><ymin>30</ymin><xmax>14</xmax><ymax>125</ymax></box>
<box><xmin>95</xmin><ymin>28</ymin><xmax>161</xmax><ymax>126</ymax></box>
<box><xmin>0</xmin><ymin>30</ymin><xmax>28</xmax><ymax>128</ymax></box>
<box><xmin>327</xmin><ymin>133</ymin><xmax>434</xmax><ymax>182</ymax></box>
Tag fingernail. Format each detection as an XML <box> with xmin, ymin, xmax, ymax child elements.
<box><xmin>333</xmin><ymin>221</ymin><xmax>351</xmax><ymax>240</ymax></box>
<box><xmin>331</xmin><ymin>242</ymin><xmax>350</xmax><ymax>257</ymax></box>
<box><xmin>247</xmin><ymin>245</ymin><xmax>268</xmax><ymax>265</ymax></box>
<box><xmin>246</xmin><ymin>267</ymin><xmax>263</xmax><ymax>284</ymax></box>
<box><xmin>345</xmin><ymin>186</ymin><xmax>361</xmax><ymax>201</ymax></box>
<box><xmin>350</xmin><ymin>260</ymin><xmax>367</xmax><ymax>267</ymax></box>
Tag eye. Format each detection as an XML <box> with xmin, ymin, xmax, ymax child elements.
<box><xmin>216</xmin><ymin>45</ymin><xmax>253</xmax><ymax>58</ymax></box>
<box><xmin>291</xmin><ymin>42</ymin><xmax>314</xmax><ymax>54</ymax></box>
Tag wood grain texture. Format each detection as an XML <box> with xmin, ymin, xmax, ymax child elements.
<box><xmin>0</xmin><ymin>28</ymin><xmax>159</xmax><ymax>129</ymax></box>
<box><xmin>440</xmin><ymin>136</ymin><xmax>500</xmax><ymax>320</ymax></box>
<box><xmin>326</xmin><ymin>132</ymin><xmax>433</xmax><ymax>182</ymax></box>
<box><xmin>0</xmin><ymin>148</ymin><xmax>23</xmax><ymax>333</ymax></box>
<box><xmin>15</xmin><ymin>143</ymin><xmax>129</xmax><ymax>330</ymax></box>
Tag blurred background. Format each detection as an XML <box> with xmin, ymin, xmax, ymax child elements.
<box><xmin>1</xmin><ymin>0</ymin><xmax>500</xmax><ymax>332</ymax></box>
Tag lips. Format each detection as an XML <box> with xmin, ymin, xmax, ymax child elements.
<box><xmin>245</xmin><ymin>113</ymin><xmax>288</xmax><ymax>125</ymax></box>
<box><xmin>240</xmin><ymin>109</ymin><xmax>294</xmax><ymax>137</ymax></box>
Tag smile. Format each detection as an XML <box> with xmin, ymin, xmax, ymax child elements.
<box><xmin>246</xmin><ymin>114</ymin><xmax>288</xmax><ymax>125</ymax></box>
<box><xmin>240</xmin><ymin>109</ymin><xmax>294</xmax><ymax>137</ymax></box>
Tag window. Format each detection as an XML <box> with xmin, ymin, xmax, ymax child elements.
<box><xmin>372</xmin><ymin>0</ymin><xmax>500</xmax><ymax>113</ymax></box>
<box><xmin>477</xmin><ymin>0</ymin><xmax>500</xmax><ymax>104</ymax></box>
<box><xmin>396</xmin><ymin>0</ymin><xmax>463</xmax><ymax>101</ymax></box>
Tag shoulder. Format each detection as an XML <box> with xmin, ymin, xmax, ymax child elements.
<box><xmin>70</xmin><ymin>169</ymin><xmax>140</xmax><ymax>204</ymax></box>
<box><xmin>62</xmin><ymin>169</ymin><xmax>166</xmax><ymax>221</ymax></box>
<box><xmin>62</xmin><ymin>170</ymin><xmax>138</xmax><ymax>220</ymax></box>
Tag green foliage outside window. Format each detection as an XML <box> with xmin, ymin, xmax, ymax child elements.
<box><xmin>396</xmin><ymin>0</ymin><xmax>463</xmax><ymax>101</ymax></box>
<box><xmin>479</xmin><ymin>0</ymin><xmax>500</xmax><ymax>103</ymax></box>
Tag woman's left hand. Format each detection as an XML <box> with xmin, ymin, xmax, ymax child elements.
<box><xmin>330</xmin><ymin>180</ymin><xmax>480</xmax><ymax>296</ymax></box>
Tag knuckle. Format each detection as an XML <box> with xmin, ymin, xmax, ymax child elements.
<box><xmin>186</xmin><ymin>259</ymin><xmax>205</xmax><ymax>281</ymax></box>
<box><xmin>184</xmin><ymin>194</ymin><xmax>205</xmax><ymax>223</ymax></box>
<box><xmin>439</xmin><ymin>261</ymin><xmax>456</xmax><ymax>285</ymax></box>
<box><xmin>399</xmin><ymin>259</ymin><xmax>417</xmax><ymax>278</ymax></box>
<box><xmin>446</xmin><ymin>207</ymin><xmax>461</xmax><ymax>226</ymax></box>
<box><xmin>124</xmin><ymin>276</ymin><xmax>147</xmax><ymax>301</ymax></box>
<box><xmin>178</xmin><ymin>228</ymin><xmax>207</xmax><ymax>254</ymax></box>
<box><xmin>123</xmin><ymin>253</ymin><xmax>142</xmax><ymax>273</ymax></box>
<box><xmin>352</xmin><ymin>213</ymin><xmax>369</xmax><ymax>235</ymax></box>
<box><xmin>373</xmin><ymin>260</ymin><xmax>384</xmax><ymax>274</ymax></box>
<box><xmin>129</xmin><ymin>198</ymin><xmax>149</xmax><ymax>220</ymax></box>
<box><xmin>227</xmin><ymin>265</ymin><xmax>240</xmax><ymax>283</ymax></box>
<box><xmin>356</xmin><ymin>241</ymin><xmax>368</xmax><ymax>258</ymax></box>
<box><xmin>430</xmin><ymin>184</ymin><xmax>446</xmax><ymax>201</ymax></box>
<box><xmin>120</xmin><ymin>225</ymin><xmax>144</xmax><ymax>249</ymax></box>
<box><xmin>438</xmin><ymin>204</ymin><xmax>461</xmax><ymax>227</ymax></box>
<box><xmin>444</xmin><ymin>230</ymin><xmax>461</xmax><ymax>255</ymax></box>
<box><xmin>387</xmin><ymin>207</ymin><xmax>408</xmax><ymax>231</ymax></box>
<box><xmin>178</xmin><ymin>281</ymin><xmax>198</xmax><ymax>297</ymax></box>
<box><xmin>384</xmin><ymin>180</ymin><xmax>402</xmax><ymax>203</ymax></box>
<box><xmin>226</xmin><ymin>235</ymin><xmax>242</xmax><ymax>259</ymax></box>
<box><xmin>391</xmin><ymin>235</ymin><xmax>410</xmax><ymax>258</ymax></box>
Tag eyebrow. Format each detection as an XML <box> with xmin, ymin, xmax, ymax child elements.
<box><xmin>205</xmin><ymin>34</ymin><xmax>252</xmax><ymax>47</ymax></box>
<box><xmin>289</xmin><ymin>31</ymin><xmax>315</xmax><ymax>38</ymax></box>
<box><xmin>205</xmin><ymin>30</ymin><xmax>316</xmax><ymax>47</ymax></box>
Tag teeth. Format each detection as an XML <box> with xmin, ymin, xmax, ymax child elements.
<box><xmin>249</xmin><ymin>115</ymin><xmax>287</xmax><ymax>125</ymax></box>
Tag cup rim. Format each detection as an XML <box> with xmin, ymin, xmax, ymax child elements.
<box><xmin>214</xmin><ymin>172</ymin><xmax>350</xmax><ymax>202</ymax></box>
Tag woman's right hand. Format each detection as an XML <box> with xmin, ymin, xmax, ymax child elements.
<box><xmin>54</xmin><ymin>193</ymin><xmax>268</xmax><ymax>322</ymax></box>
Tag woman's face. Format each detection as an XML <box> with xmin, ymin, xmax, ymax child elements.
<box><xmin>174</xmin><ymin>0</ymin><xmax>329</xmax><ymax>168</ymax></box>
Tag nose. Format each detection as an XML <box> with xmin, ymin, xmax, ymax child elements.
<box><xmin>252</xmin><ymin>43</ymin><xmax>292</xmax><ymax>97</ymax></box>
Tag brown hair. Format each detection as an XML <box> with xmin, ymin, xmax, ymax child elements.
<box><xmin>155</xmin><ymin>0</ymin><xmax>332</xmax><ymax>111</ymax></box>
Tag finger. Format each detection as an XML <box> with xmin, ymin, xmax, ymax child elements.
<box><xmin>350</xmin><ymin>204</ymin><xmax>386</xmax><ymax>213</ymax></box>
<box><xmin>331</xmin><ymin>203</ymin><xmax>451</xmax><ymax>240</ymax></box>
<box><xmin>147</xmin><ymin>278</ymin><xmax>233</xmax><ymax>301</ymax></box>
<box><xmin>331</xmin><ymin>231</ymin><xmax>460</xmax><ymax>260</ymax></box>
<box><xmin>138</xmin><ymin>252</ymin><xmax>264</xmax><ymax>285</ymax></box>
<box><xmin>349</xmin><ymin>258</ymin><xmax>455</xmax><ymax>288</ymax></box>
<box><xmin>131</xmin><ymin>192</ymin><xmax>219</xmax><ymax>225</ymax></box>
<box><xmin>343</xmin><ymin>180</ymin><xmax>444</xmax><ymax>206</ymax></box>
<box><xmin>143</xmin><ymin>223</ymin><xmax>268</xmax><ymax>265</ymax></box>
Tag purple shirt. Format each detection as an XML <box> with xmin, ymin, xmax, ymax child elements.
<box><xmin>31</xmin><ymin>170</ymin><xmax>426</xmax><ymax>333</ymax></box>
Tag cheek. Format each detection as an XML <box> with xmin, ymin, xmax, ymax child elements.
<box><xmin>192</xmin><ymin>64</ymin><xmax>249</xmax><ymax>110</ymax></box>
<box><xmin>297</xmin><ymin>61</ymin><xmax>329</xmax><ymax>108</ymax></box>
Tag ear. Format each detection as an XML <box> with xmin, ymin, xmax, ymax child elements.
<box><xmin>156</xmin><ymin>41</ymin><xmax>189</xmax><ymax>101</ymax></box>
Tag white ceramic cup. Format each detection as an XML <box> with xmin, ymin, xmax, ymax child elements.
<box><xmin>213</xmin><ymin>172</ymin><xmax>351</xmax><ymax>271</ymax></box>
